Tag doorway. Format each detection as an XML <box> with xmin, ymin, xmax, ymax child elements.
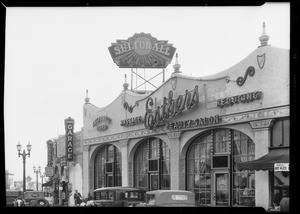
<box><xmin>212</xmin><ymin>171</ymin><xmax>230</xmax><ymax>206</ymax></box>
<box><xmin>149</xmin><ymin>173</ymin><xmax>159</xmax><ymax>191</ymax></box>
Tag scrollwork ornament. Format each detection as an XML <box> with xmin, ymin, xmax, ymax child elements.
<box><xmin>236</xmin><ymin>66</ymin><xmax>255</xmax><ymax>86</ymax></box>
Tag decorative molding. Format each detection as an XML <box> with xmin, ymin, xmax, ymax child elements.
<box><xmin>257</xmin><ymin>53</ymin><xmax>266</xmax><ymax>69</ymax></box>
<box><xmin>167</xmin><ymin>131</ymin><xmax>181</xmax><ymax>140</ymax></box>
<box><xmin>179</xmin><ymin>157</ymin><xmax>185</xmax><ymax>190</ymax></box>
<box><xmin>249</xmin><ymin>119</ymin><xmax>274</xmax><ymax>130</ymax></box>
<box><xmin>236</xmin><ymin>66</ymin><xmax>255</xmax><ymax>86</ymax></box>
<box><xmin>89</xmin><ymin>165</ymin><xmax>93</xmax><ymax>193</ymax></box>
<box><xmin>83</xmin><ymin>106</ymin><xmax>289</xmax><ymax>146</ymax></box>
<box><xmin>221</xmin><ymin>106</ymin><xmax>289</xmax><ymax>125</ymax></box>
<box><xmin>128</xmin><ymin>162</ymin><xmax>133</xmax><ymax>187</ymax></box>
<box><xmin>123</xmin><ymin>101</ymin><xmax>139</xmax><ymax>113</ymax></box>
<box><xmin>119</xmin><ymin>139</ymin><xmax>129</xmax><ymax>147</ymax></box>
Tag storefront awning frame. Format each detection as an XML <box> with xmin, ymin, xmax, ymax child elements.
<box><xmin>236</xmin><ymin>147</ymin><xmax>289</xmax><ymax>171</ymax></box>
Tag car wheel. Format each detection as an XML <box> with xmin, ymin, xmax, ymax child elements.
<box><xmin>35</xmin><ymin>199</ymin><xmax>49</xmax><ymax>207</ymax></box>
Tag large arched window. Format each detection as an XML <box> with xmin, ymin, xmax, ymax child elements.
<box><xmin>94</xmin><ymin>144</ymin><xmax>122</xmax><ymax>189</ymax></box>
<box><xmin>134</xmin><ymin>138</ymin><xmax>170</xmax><ymax>191</ymax></box>
<box><xmin>187</xmin><ymin>129</ymin><xmax>255</xmax><ymax>207</ymax></box>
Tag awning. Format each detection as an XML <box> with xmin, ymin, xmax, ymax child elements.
<box><xmin>42</xmin><ymin>180</ymin><xmax>53</xmax><ymax>187</ymax></box>
<box><xmin>237</xmin><ymin>148</ymin><xmax>289</xmax><ymax>171</ymax></box>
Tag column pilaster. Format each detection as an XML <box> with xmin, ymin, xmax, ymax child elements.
<box><xmin>167</xmin><ymin>131</ymin><xmax>181</xmax><ymax>190</ymax></box>
<box><xmin>249</xmin><ymin>119</ymin><xmax>274</xmax><ymax>210</ymax></box>
<box><xmin>119</xmin><ymin>139</ymin><xmax>129</xmax><ymax>187</ymax></box>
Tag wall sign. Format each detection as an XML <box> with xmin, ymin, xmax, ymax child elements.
<box><xmin>45</xmin><ymin>166</ymin><xmax>54</xmax><ymax>177</ymax></box>
<box><xmin>165</xmin><ymin>115</ymin><xmax>221</xmax><ymax>130</ymax></box>
<box><xmin>108</xmin><ymin>33</ymin><xmax>176</xmax><ymax>68</ymax></box>
<box><xmin>274</xmin><ymin>163</ymin><xmax>289</xmax><ymax>171</ymax></box>
<box><xmin>217</xmin><ymin>91</ymin><xmax>262</xmax><ymax>108</ymax></box>
<box><xmin>93</xmin><ymin>116</ymin><xmax>111</xmax><ymax>131</ymax></box>
<box><xmin>65</xmin><ymin>117</ymin><xmax>74</xmax><ymax>161</ymax></box>
<box><xmin>121</xmin><ymin>116</ymin><xmax>143</xmax><ymax>126</ymax></box>
<box><xmin>144</xmin><ymin>85</ymin><xmax>199</xmax><ymax>130</ymax></box>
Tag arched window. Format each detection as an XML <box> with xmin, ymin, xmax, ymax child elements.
<box><xmin>94</xmin><ymin>145</ymin><xmax>122</xmax><ymax>188</ymax></box>
<box><xmin>134</xmin><ymin>138</ymin><xmax>170</xmax><ymax>191</ymax></box>
<box><xmin>187</xmin><ymin>129</ymin><xmax>255</xmax><ymax>207</ymax></box>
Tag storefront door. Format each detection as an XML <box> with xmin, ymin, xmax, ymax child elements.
<box><xmin>150</xmin><ymin>173</ymin><xmax>159</xmax><ymax>191</ymax></box>
<box><xmin>212</xmin><ymin>171</ymin><xmax>230</xmax><ymax>206</ymax></box>
<box><xmin>106</xmin><ymin>175</ymin><xmax>113</xmax><ymax>187</ymax></box>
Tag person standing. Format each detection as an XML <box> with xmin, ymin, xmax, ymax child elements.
<box><xmin>74</xmin><ymin>189</ymin><xmax>82</xmax><ymax>206</ymax></box>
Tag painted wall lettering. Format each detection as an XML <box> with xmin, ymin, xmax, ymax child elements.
<box><xmin>144</xmin><ymin>85</ymin><xmax>199</xmax><ymax>129</ymax></box>
<box><xmin>65</xmin><ymin>117</ymin><xmax>74</xmax><ymax>161</ymax></box>
<box><xmin>121</xmin><ymin>116</ymin><xmax>143</xmax><ymax>126</ymax></box>
<box><xmin>93</xmin><ymin>116</ymin><xmax>111</xmax><ymax>131</ymax></box>
<box><xmin>165</xmin><ymin>115</ymin><xmax>221</xmax><ymax>130</ymax></box>
<box><xmin>217</xmin><ymin>91</ymin><xmax>262</xmax><ymax>108</ymax></box>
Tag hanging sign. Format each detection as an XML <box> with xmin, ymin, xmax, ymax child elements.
<box><xmin>274</xmin><ymin>163</ymin><xmax>289</xmax><ymax>171</ymax></box>
<box><xmin>65</xmin><ymin>117</ymin><xmax>74</xmax><ymax>161</ymax></box>
<box><xmin>108</xmin><ymin>33</ymin><xmax>176</xmax><ymax>68</ymax></box>
<box><xmin>46</xmin><ymin>140</ymin><xmax>54</xmax><ymax>166</ymax></box>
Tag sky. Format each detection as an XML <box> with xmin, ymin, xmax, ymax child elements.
<box><xmin>4</xmin><ymin>3</ymin><xmax>290</xmax><ymax>182</ymax></box>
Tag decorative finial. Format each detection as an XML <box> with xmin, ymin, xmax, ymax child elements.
<box><xmin>85</xmin><ymin>89</ymin><xmax>90</xmax><ymax>104</ymax></box>
<box><xmin>173</xmin><ymin>53</ymin><xmax>181</xmax><ymax>73</ymax></box>
<box><xmin>259</xmin><ymin>21</ymin><xmax>270</xmax><ymax>47</ymax></box>
<box><xmin>123</xmin><ymin>74</ymin><xmax>129</xmax><ymax>90</ymax></box>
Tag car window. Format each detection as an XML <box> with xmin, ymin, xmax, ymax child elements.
<box><xmin>125</xmin><ymin>191</ymin><xmax>141</xmax><ymax>199</ymax></box>
<box><xmin>108</xmin><ymin>191</ymin><xmax>114</xmax><ymax>200</ymax></box>
<box><xmin>147</xmin><ymin>194</ymin><xmax>155</xmax><ymax>204</ymax></box>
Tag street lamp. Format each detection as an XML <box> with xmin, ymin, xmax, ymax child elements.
<box><xmin>33</xmin><ymin>166</ymin><xmax>41</xmax><ymax>191</ymax></box>
<box><xmin>17</xmin><ymin>142</ymin><xmax>32</xmax><ymax>192</ymax></box>
<box><xmin>40</xmin><ymin>171</ymin><xmax>45</xmax><ymax>191</ymax></box>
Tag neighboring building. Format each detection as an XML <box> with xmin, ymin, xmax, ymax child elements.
<box><xmin>5</xmin><ymin>170</ymin><xmax>14</xmax><ymax>189</ymax></box>
<box><xmin>46</xmin><ymin>129</ymin><xmax>83</xmax><ymax>206</ymax></box>
<box><xmin>80</xmin><ymin>24</ymin><xmax>289</xmax><ymax>211</ymax></box>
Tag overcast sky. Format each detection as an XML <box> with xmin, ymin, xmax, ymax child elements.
<box><xmin>4</xmin><ymin>3</ymin><xmax>290</xmax><ymax>182</ymax></box>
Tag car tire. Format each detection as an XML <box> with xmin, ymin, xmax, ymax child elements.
<box><xmin>35</xmin><ymin>199</ymin><xmax>49</xmax><ymax>207</ymax></box>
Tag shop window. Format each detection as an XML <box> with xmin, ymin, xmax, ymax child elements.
<box><xmin>187</xmin><ymin>129</ymin><xmax>255</xmax><ymax>207</ymax></box>
<box><xmin>272</xmin><ymin>119</ymin><xmax>290</xmax><ymax>147</ymax></box>
<box><xmin>94</xmin><ymin>145</ymin><xmax>122</xmax><ymax>189</ymax></box>
<box><xmin>271</xmin><ymin>171</ymin><xmax>289</xmax><ymax>208</ymax></box>
<box><xmin>187</xmin><ymin>132</ymin><xmax>212</xmax><ymax>206</ymax></box>
<box><xmin>134</xmin><ymin>138</ymin><xmax>170</xmax><ymax>191</ymax></box>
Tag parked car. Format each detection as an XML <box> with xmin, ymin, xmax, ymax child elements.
<box><xmin>23</xmin><ymin>191</ymin><xmax>50</xmax><ymax>207</ymax></box>
<box><xmin>136</xmin><ymin>190</ymin><xmax>197</xmax><ymax>207</ymax></box>
<box><xmin>92</xmin><ymin>186</ymin><xmax>146</xmax><ymax>207</ymax></box>
<box><xmin>6</xmin><ymin>190</ymin><xmax>23</xmax><ymax>207</ymax></box>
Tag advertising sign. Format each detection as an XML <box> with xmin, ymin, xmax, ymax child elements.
<box><xmin>274</xmin><ymin>163</ymin><xmax>289</xmax><ymax>171</ymax></box>
<box><xmin>108</xmin><ymin>33</ymin><xmax>176</xmax><ymax>68</ymax></box>
<box><xmin>46</xmin><ymin>140</ymin><xmax>54</xmax><ymax>166</ymax></box>
<box><xmin>45</xmin><ymin>166</ymin><xmax>54</xmax><ymax>177</ymax></box>
<box><xmin>65</xmin><ymin>117</ymin><xmax>74</xmax><ymax>161</ymax></box>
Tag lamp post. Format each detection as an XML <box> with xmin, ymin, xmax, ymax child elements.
<box><xmin>40</xmin><ymin>171</ymin><xmax>45</xmax><ymax>191</ymax></box>
<box><xmin>33</xmin><ymin>166</ymin><xmax>41</xmax><ymax>191</ymax></box>
<box><xmin>17</xmin><ymin>142</ymin><xmax>32</xmax><ymax>193</ymax></box>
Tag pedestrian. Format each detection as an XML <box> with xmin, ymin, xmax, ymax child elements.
<box><xmin>74</xmin><ymin>189</ymin><xmax>82</xmax><ymax>206</ymax></box>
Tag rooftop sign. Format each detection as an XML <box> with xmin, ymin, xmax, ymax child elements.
<box><xmin>108</xmin><ymin>33</ymin><xmax>176</xmax><ymax>68</ymax></box>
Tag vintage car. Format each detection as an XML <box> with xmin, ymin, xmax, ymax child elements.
<box><xmin>92</xmin><ymin>186</ymin><xmax>146</xmax><ymax>207</ymax></box>
<box><xmin>136</xmin><ymin>190</ymin><xmax>197</xmax><ymax>207</ymax></box>
<box><xmin>6</xmin><ymin>190</ymin><xmax>23</xmax><ymax>207</ymax></box>
<box><xmin>23</xmin><ymin>191</ymin><xmax>50</xmax><ymax>207</ymax></box>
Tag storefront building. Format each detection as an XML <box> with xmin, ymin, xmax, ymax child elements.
<box><xmin>45</xmin><ymin>120</ymin><xmax>84</xmax><ymax>206</ymax></box>
<box><xmin>81</xmin><ymin>26</ymin><xmax>289</xmax><ymax>210</ymax></box>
